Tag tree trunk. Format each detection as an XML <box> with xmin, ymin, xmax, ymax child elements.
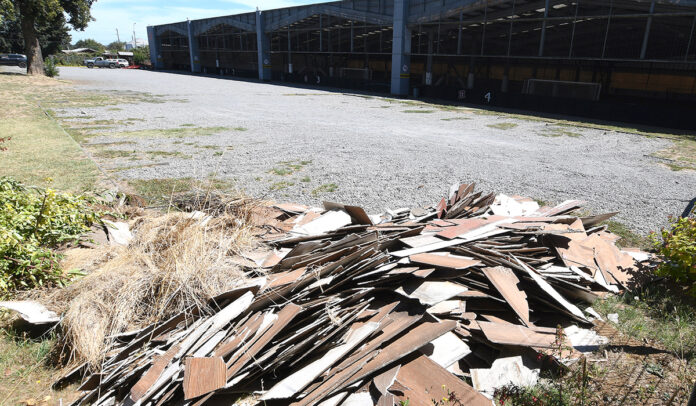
<box><xmin>18</xmin><ymin>3</ymin><xmax>44</xmax><ymax>75</ymax></box>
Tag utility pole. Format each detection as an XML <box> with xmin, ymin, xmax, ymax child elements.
<box><xmin>132</xmin><ymin>23</ymin><xmax>137</xmax><ymax>48</ymax></box>
<box><xmin>116</xmin><ymin>28</ymin><xmax>121</xmax><ymax>49</ymax></box>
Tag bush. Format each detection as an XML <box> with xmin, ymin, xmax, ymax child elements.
<box><xmin>653</xmin><ymin>216</ymin><xmax>696</xmax><ymax>296</ymax></box>
<box><xmin>43</xmin><ymin>57</ymin><xmax>59</xmax><ymax>77</ymax></box>
<box><xmin>0</xmin><ymin>177</ymin><xmax>100</xmax><ymax>292</ymax></box>
<box><xmin>53</xmin><ymin>53</ymin><xmax>94</xmax><ymax>67</ymax></box>
<box><xmin>133</xmin><ymin>46</ymin><xmax>150</xmax><ymax>66</ymax></box>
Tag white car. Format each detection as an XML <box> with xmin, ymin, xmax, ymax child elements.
<box><xmin>84</xmin><ymin>57</ymin><xmax>129</xmax><ymax>68</ymax></box>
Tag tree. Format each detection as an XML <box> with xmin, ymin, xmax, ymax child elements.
<box><xmin>0</xmin><ymin>8</ymin><xmax>71</xmax><ymax>56</ymax></box>
<box><xmin>133</xmin><ymin>45</ymin><xmax>149</xmax><ymax>65</ymax></box>
<box><xmin>106</xmin><ymin>40</ymin><xmax>125</xmax><ymax>51</ymax></box>
<box><xmin>1</xmin><ymin>0</ymin><xmax>96</xmax><ymax>75</ymax></box>
<box><xmin>74</xmin><ymin>38</ymin><xmax>104</xmax><ymax>52</ymax></box>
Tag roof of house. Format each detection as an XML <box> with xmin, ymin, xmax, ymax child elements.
<box><xmin>62</xmin><ymin>48</ymin><xmax>99</xmax><ymax>54</ymax></box>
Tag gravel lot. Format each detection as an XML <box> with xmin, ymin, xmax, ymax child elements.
<box><xmin>53</xmin><ymin>67</ymin><xmax>696</xmax><ymax>234</ymax></box>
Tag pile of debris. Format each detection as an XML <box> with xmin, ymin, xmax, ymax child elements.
<box><xmin>58</xmin><ymin>183</ymin><xmax>651</xmax><ymax>405</ymax></box>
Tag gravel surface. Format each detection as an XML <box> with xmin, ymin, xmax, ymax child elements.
<box><xmin>54</xmin><ymin>67</ymin><xmax>696</xmax><ymax>234</ymax></box>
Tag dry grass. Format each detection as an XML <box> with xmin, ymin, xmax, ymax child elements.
<box><xmin>46</xmin><ymin>200</ymin><xmax>257</xmax><ymax>367</ymax></box>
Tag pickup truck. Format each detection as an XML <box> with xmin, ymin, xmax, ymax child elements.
<box><xmin>0</xmin><ymin>54</ymin><xmax>27</xmax><ymax>69</ymax></box>
<box><xmin>84</xmin><ymin>57</ymin><xmax>129</xmax><ymax>69</ymax></box>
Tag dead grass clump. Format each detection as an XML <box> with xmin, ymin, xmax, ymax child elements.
<box><xmin>171</xmin><ymin>189</ymin><xmax>260</xmax><ymax>218</ymax></box>
<box><xmin>50</xmin><ymin>208</ymin><xmax>257</xmax><ymax>367</ymax></box>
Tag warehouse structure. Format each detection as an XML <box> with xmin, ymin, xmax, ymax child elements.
<box><xmin>148</xmin><ymin>0</ymin><xmax>696</xmax><ymax>127</ymax></box>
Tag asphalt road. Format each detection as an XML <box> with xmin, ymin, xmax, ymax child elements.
<box><xmin>53</xmin><ymin>67</ymin><xmax>696</xmax><ymax>234</ymax></box>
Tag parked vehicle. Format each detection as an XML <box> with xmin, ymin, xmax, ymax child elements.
<box><xmin>0</xmin><ymin>54</ymin><xmax>27</xmax><ymax>69</ymax></box>
<box><xmin>84</xmin><ymin>57</ymin><xmax>124</xmax><ymax>69</ymax></box>
<box><xmin>116</xmin><ymin>59</ymin><xmax>130</xmax><ymax>68</ymax></box>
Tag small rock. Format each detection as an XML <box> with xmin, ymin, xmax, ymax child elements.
<box><xmin>607</xmin><ymin>313</ymin><xmax>619</xmax><ymax>324</ymax></box>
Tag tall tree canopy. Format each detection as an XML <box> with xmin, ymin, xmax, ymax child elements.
<box><xmin>0</xmin><ymin>8</ymin><xmax>71</xmax><ymax>57</ymax></box>
<box><xmin>106</xmin><ymin>40</ymin><xmax>125</xmax><ymax>51</ymax></box>
<box><xmin>74</xmin><ymin>38</ymin><xmax>104</xmax><ymax>51</ymax></box>
<box><xmin>1</xmin><ymin>0</ymin><xmax>96</xmax><ymax>75</ymax></box>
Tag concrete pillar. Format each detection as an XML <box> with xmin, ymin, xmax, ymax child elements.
<box><xmin>256</xmin><ymin>10</ymin><xmax>272</xmax><ymax>81</ymax></box>
<box><xmin>390</xmin><ymin>0</ymin><xmax>411</xmax><ymax>96</ymax></box>
<box><xmin>147</xmin><ymin>26</ymin><xmax>163</xmax><ymax>69</ymax></box>
<box><xmin>187</xmin><ymin>21</ymin><xmax>201</xmax><ymax>73</ymax></box>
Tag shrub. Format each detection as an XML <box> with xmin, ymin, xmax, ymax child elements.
<box><xmin>43</xmin><ymin>57</ymin><xmax>60</xmax><ymax>77</ymax></box>
<box><xmin>133</xmin><ymin>46</ymin><xmax>150</xmax><ymax>66</ymax></box>
<box><xmin>0</xmin><ymin>177</ymin><xmax>100</xmax><ymax>292</ymax></box>
<box><xmin>652</xmin><ymin>216</ymin><xmax>696</xmax><ymax>297</ymax></box>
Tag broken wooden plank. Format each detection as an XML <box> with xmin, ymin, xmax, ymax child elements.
<box><xmin>183</xmin><ymin>357</ymin><xmax>226</xmax><ymax>400</ymax></box>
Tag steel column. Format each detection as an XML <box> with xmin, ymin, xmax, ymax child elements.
<box><xmin>147</xmin><ymin>26</ymin><xmax>164</xmax><ymax>69</ymax></box>
<box><xmin>640</xmin><ymin>1</ymin><xmax>656</xmax><ymax>60</ymax></box>
<box><xmin>569</xmin><ymin>0</ymin><xmax>580</xmax><ymax>58</ymax></box>
<box><xmin>187</xmin><ymin>21</ymin><xmax>201</xmax><ymax>73</ymax></box>
<box><xmin>256</xmin><ymin>11</ymin><xmax>271</xmax><ymax>81</ymax></box>
<box><xmin>350</xmin><ymin>22</ymin><xmax>355</xmax><ymax>52</ymax></box>
<box><xmin>481</xmin><ymin>1</ymin><xmax>488</xmax><ymax>55</ymax></box>
<box><xmin>319</xmin><ymin>15</ymin><xmax>323</xmax><ymax>52</ymax></box>
<box><xmin>507</xmin><ymin>0</ymin><xmax>516</xmax><ymax>57</ymax></box>
<box><xmin>457</xmin><ymin>10</ymin><xmax>463</xmax><ymax>55</ymax></box>
<box><xmin>686</xmin><ymin>15</ymin><xmax>696</xmax><ymax>61</ymax></box>
<box><xmin>602</xmin><ymin>0</ymin><xmax>613</xmax><ymax>58</ymax></box>
<box><xmin>539</xmin><ymin>0</ymin><xmax>550</xmax><ymax>56</ymax></box>
<box><xmin>391</xmin><ymin>0</ymin><xmax>411</xmax><ymax>96</ymax></box>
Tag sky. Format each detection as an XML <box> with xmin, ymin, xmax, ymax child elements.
<box><xmin>70</xmin><ymin>0</ymin><xmax>324</xmax><ymax>45</ymax></box>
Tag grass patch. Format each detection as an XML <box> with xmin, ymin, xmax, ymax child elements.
<box><xmin>603</xmin><ymin>221</ymin><xmax>651</xmax><ymax>250</ymax></box>
<box><xmin>93</xmin><ymin>149</ymin><xmax>135</xmax><ymax>159</ymax></box>
<box><xmin>0</xmin><ymin>76</ymin><xmax>100</xmax><ymax>191</ymax></box>
<box><xmin>665</xmin><ymin>163</ymin><xmax>694</xmax><ymax>172</ymax></box>
<box><xmin>539</xmin><ymin>127</ymin><xmax>583</xmax><ymax>138</ymax></box>
<box><xmin>270</xmin><ymin>181</ymin><xmax>294</xmax><ymax>191</ymax></box>
<box><xmin>594</xmin><ymin>288</ymin><xmax>696</xmax><ymax>361</ymax></box>
<box><xmin>268</xmin><ymin>160</ymin><xmax>312</xmax><ymax>176</ymax></box>
<box><xmin>214</xmin><ymin>151</ymin><xmax>224</xmax><ymax>157</ymax></box>
<box><xmin>128</xmin><ymin>177</ymin><xmax>233</xmax><ymax>206</ymax></box>
<box><xmin>233</xmin><ymin>127</ymin><xmax>248</xmax><ymax>132</ymax></box>
<box><xmin>487</xmin><ymin>122</ymin><xmax>519</xmax><ymax>130</ymax></box>
<box><xmin>441</xmin><ymin>117</ymin><xmax>470</xmax><ymax>121</ymax></box>
<box><xmin>301</xmin><ymin>176</ymin><xmax>311</xmax><ymax>183</ymax></box>
<box><xmin>114</xmin><ymin>126</ymin><xmax>229</xmax><ymax>139</ymax></box>
<box><xmin>652</xmin><ymin>139</ymin><xmax>696</xmax><ymax>171</ymax></box>
<box><xmin>0</xmin><ymin>329</ymin><xmax>78</xmax><ymax>404</ymax></box>
<box><xmin>402</xmin><ymin>109</ymin><xmax>435</xmax><ymax>114</ymax></box>
<box><xmin>312</xmin><ymin>183</ymin><xmax>338</xmax><ymax>196</ymax></box>
<box><xmin>146</xmin><ymin>150</ymin><xmax>191</xmax><ymax>159</ymax></box>
<box><xmin>180</xmin><ymin>123</ymin><xmax>196</xmax><ymax>127</ymax></box>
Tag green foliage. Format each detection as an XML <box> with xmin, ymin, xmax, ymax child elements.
<box><xmin>73</xmin><ymin>38</ymin><xmax>105</xmax><ymax>52</ymax></box>
<box><xmin>53</xmin><ymin>52</ymin><xmax>95</xmax><ymax>66</ymax></box>
<box><xmin>496</xmin><ymin>383</ymin><xmax>569</xmax><ymax>406</ymax></box>
<box><xmin>133</xmin><ymin>45</ymin><xmax>150</xmax><ymax>65</ymax></box>
<box><xmin>0</xmin><ymin>5</ymin><xmax>71</xmax><ymax>56</ymax></box>
<box><xmin>652</xmin><ymin>216</ymin><xmax>696</xmax><ymax>296</ymax></box>
<box><xmin>0</xmin><ymin>177</ymin><xmax>100</xmax><ymax>292</ymax></box>
<box><xmin>43</xmin><ymin>56</ymin><xmax>59</xmax><ymax>77</ymax></box>
<box><xmin>106</xmin><ymin>41</ymin><xmax>126</xmax><ymax>51</ymax></box>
